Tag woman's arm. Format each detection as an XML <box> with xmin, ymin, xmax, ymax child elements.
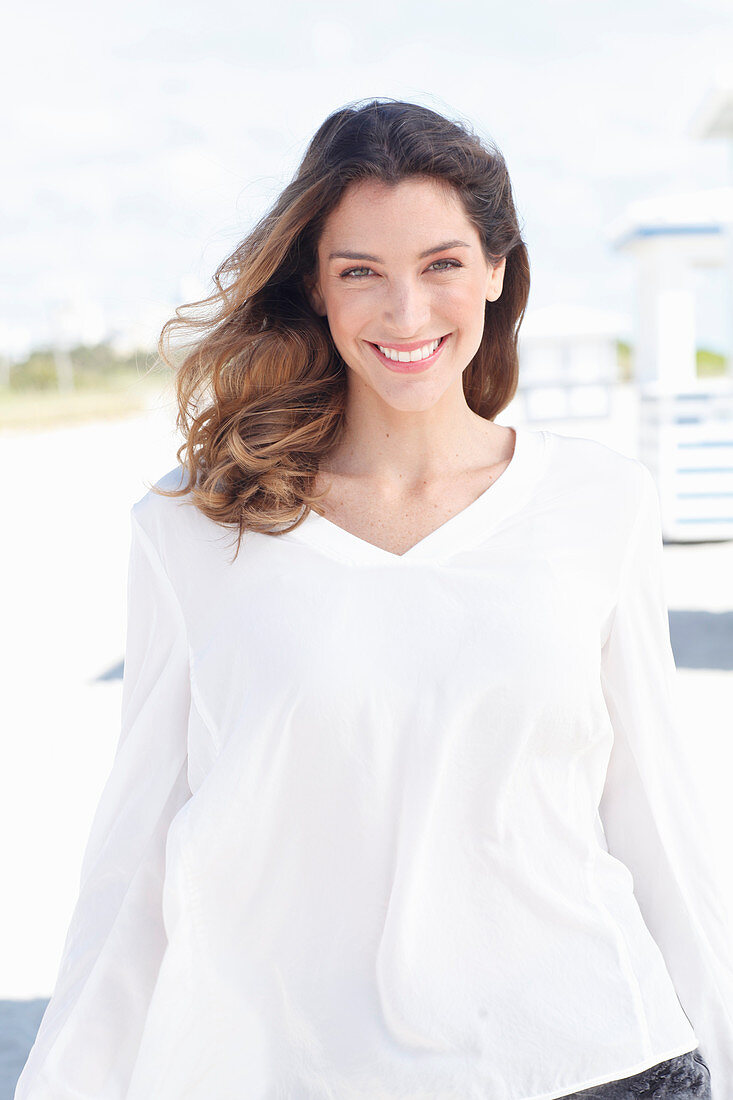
<box><xmin>598</xmin><ymin>461</ymin><xmax>733</xmax><ymax>1098</ymax></box>
<box><xmin>14</xmin><ymin>506</ymin><xmax>193</xmax><ymax>1099</ymax></box>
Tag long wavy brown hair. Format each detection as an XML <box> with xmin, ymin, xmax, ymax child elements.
<box><xmin>152</xmin><ymin>96</ymin><xmax>530</xmax><ymax>559</ymax></box>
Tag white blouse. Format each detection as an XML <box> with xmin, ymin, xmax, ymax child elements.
<box><xmin>14</xmin><ymin>425</ymin><xmax>733</xmax><ymax>1100</ymax></box>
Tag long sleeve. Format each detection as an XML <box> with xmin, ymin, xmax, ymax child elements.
<box><xmin>598</xmin><ymin>461</ymin><xmax>733</xmax><ymax>1098</ymax></box>
<box><xmin>14</xmin><ymin>507</ymin><xmax>193</xmax><ymax>1099</ymax></box>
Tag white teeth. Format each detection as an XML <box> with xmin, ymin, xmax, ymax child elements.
<box><xmin>376</xmin><ymin>337</ymin><xmax>442</xmax><ymax>362</ymax></box>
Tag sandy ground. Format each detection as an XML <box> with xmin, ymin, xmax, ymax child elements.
<box><xmin>1</xmin><ymin>383</ymin><xmax>732</xmax><ymax>1096</ymax></box>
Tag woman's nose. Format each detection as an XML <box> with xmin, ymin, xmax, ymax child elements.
<box><xmin>382</xmin><ymin>279</ymin><xmax>431</xmax><ymax>335</ymax></box>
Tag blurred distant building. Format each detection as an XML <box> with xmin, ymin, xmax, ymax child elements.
<box><xmin>606</xmin><ymin>94</ymin><xmax>733</xmax><ymax>541</ymax></box>
<box><xmin>607</xmin><ymin>186</ymin><xmax>733</xmax><ymax>392</ymax></box>
<box><xmin>517</xmin><ymin>303</ymin><xmax>630</xmax><ymax>422</ymax></box>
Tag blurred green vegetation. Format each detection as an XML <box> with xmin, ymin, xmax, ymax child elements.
<box><xmin>697</xmin><ymin>347</ymin><xmax>729</xmax><ymax>378</ymax></box>
<box><xmin>617</xmin><ymin>340</ymin><xmax>633</xmax><ymax>383</ymax></box>
<box><xmin>617</xmin><ymin>340</ymin><xmax>729</xmax><ymax>381</ymax></box>
<box><xmin>0</xmin><ymin>342</ymin><xmax>172</xmax><ymax>431</ymax></box>
<box><xmin>4</xmin><ymin>342</ymin><xmax>162</xmax><ymax>391</ymax></box>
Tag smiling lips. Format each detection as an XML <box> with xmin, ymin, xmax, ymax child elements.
<box><xmin>369</xmin><ymin>334</ymin><xmax>449</xmax><ymax>371</ymax></box>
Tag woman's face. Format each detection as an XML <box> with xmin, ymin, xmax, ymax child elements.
<box><xmin>307</xmin><ymin>176</ymin><xmax>506</xmax><ymax>412</ymax></box>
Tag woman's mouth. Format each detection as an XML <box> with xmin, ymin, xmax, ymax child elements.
<box><xmin>368</xmin><ymin>333</ymin><xmax>450</xmax><ymax>373</ymax></box>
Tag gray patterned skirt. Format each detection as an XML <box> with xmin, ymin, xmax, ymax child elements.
<box><xmin>555</xmin><ymin>1048</ymin><xmax>712</xmax><ymax>1099</ymax></box>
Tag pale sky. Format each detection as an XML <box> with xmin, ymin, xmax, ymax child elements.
<box><xmin>4</xmin><ymin>0</ymin><xmax>733</xmax><ymax>359</ymax></box>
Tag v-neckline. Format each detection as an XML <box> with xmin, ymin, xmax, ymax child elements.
<box><xmin>278</xmin><ymin>425</ymin><xmax>548</xmax><ymax>567</ymax></box>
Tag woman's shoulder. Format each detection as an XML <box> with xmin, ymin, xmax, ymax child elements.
<box><xmin>130</xmin><ymin>463</ymin><xmax>214</xmax><ymax>564</ymax></box>
<box><xmin>541</xmin><ymin>428</ymin><xmax>647</xmax><ymax>492</ymax></box>
<box><xmin>132</xmin><ymin>463</ymin><xmax>194</xmax><ymax>523</ymax></box>
<box><xmin>538</xmin><ymin>428</ymin><xmax>651</xmax><ymax>538</ymax></box>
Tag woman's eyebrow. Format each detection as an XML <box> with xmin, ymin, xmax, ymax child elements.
<box><xmin>327</xmin><ymin>239</ymin><xmax>471</xmax><ymax>262</ymax></box>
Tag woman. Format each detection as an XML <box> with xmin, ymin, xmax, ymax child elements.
<box><xmin>15</xmin><ymin>98</ymin><xmax>729</xmax><ymax>1099</ymax></box>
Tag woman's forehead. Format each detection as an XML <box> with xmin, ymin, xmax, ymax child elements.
<box><xmin>317</xmin><ymin>178</ymin><xmax>471</xmax><ymax>248</ymax></box>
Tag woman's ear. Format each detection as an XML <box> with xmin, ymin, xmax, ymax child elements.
<box><xmin>304</xmin><ymin>272</ymin><xmax>327</xmax><ymax>317</ymax></box>
<box><xmin>486</xmin><ymin>256</ymin><xmax>507</xmax><ymax>302</ymax></box>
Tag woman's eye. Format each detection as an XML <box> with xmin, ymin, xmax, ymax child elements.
<box><xmin>339</xmin><ymin>259</ymin><xmax>462</xmax><ymax>279</ymax></box>
<box><xmin>430</xmin><ymin>259</ymin><xmax>462</xmax><ymax>272</ymax></box>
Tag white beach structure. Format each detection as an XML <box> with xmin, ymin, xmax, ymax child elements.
<box><xmin>517</xmin><ymin>302</ymin><xmax>629</xmax><ymax>422</ymax></box>
<box><xmin>603</xmin><ymin>78</ymin><xmax>733</xmax><ymax>542</ymax></box>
